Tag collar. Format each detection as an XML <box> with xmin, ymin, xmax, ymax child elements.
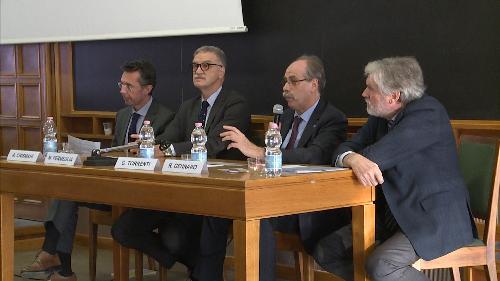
<box><xmin>133</xmin><ymin>97</ymin><xmax>153</xmax><ymax>117</ymax></box>
<box><xmin>203</xmin><ymin>86</ymin><xmax>222</xmax><ymax>106</ymax></box>
<box><xmin>294</xmin><ymin>99</ymin><xmax>319</xmax><ymax>123</ymax></box>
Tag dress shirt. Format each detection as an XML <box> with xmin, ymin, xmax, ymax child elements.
<box><xmin>281</xmin><ymin>100</ymin><xmax>319</xmax><ymax>149</ymax></box>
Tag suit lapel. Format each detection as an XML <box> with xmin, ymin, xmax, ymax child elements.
<box><xmin>144</xmin><ymin>99</ymin><xmax>157</xmax><ymax>124</ymax></box>
<box><xmin>280</xmin><ymin>110</ymin><xmax>294</xmax><ymax>137</ymax></box>
<box><xmin>296</xmin><ymin>99</ymin><xmax>325</xmax><ymax>148</ymax></box>
<box><xmin>204</xmin><ymin>89</ymin><xmax>225</xmax><ymax>132</ymax></box>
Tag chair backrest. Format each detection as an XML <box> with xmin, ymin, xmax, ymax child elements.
<box><xmin>458</xmin><ymin>135</ymin><xmax>500</xmax><ymax>244</ymax></box>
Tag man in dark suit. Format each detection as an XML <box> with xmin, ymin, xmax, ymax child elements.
<box><xmin>111</xmin><ymin>46</ymin><xmax>251</xmax><ymax>281</ymax></box>
<box><xmin>19</xmin><ymin>60</ymin><xmax>174</xmax><ymax>281</ymax></box>
<box><xmin>193</xmin><ymin>55</ymin><xmax>348</xmax><ymax>281</ymax></box>
<box><xmin>333</xmin><ymin>57</ymin><xmax>476</xmax><ymax>281</ymax></box>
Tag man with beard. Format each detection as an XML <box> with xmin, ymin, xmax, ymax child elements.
<box><xmin>332</xmin><ymin>56</ymin><xmax>476</xmax><ymax>281</ymax></box>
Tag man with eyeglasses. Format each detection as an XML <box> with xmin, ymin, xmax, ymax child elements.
<box><xmin>190</xmin><ymin>55</ymin><xmax>350</xmax><ymax>281</ymax></box>
<box><xmin>19</xmin><ymin>60</ymin><xmax>174</xmax><ymax>281</ymax></box>
<box><xmin>111</xmin><ymin>46</ymin><xmax>250</xmax><ymax>281</ymax></box>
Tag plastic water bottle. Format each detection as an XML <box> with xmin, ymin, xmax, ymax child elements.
<box><xmin>139</xmin><ymin>120</ymin><xmax>155</xmax><ymax>158</ymax></box>
<box><xmin>42</xmin><ymin>116</ymin><xmax>57</xmax><ymax>156</ymax></box>
<box><xmin>191</xmin><ymin>122</ymin><xmax>207</xmax><ymax>162</ymax></box>
<box><xmin>265</xmin><ymin>122</ymin><xmax>282</xmax><ymax>177</ymax></box>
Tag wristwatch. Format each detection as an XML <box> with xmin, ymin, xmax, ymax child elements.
<box><xmin>159</xmin><ymin>141</ymin><xmax>173</xmax><ymax>156</ymax></box>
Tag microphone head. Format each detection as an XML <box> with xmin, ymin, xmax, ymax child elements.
<box><xmin>273</xmin><ymin>104</ymin><xmax>284</xmax><ymax>115</ymax></box>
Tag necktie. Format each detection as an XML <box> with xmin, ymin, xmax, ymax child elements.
<box><xmin>128</xmin><ymin>112</ymin><xmax>140</xmax><ymax>143</ymax></box>
<box><xmin>285</xmin><ymin>116</ymin><xmax>302</xmax><ymax>150</ymax></box>
<box><xmin>198</xmin><ymin>100</ymin><xmax>210</xmax><ymax>127</ymax></box>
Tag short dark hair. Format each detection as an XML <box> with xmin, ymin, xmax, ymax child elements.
<box><xmin>121</xmin><ymin>59</ymin><xmax>156</xmax><ymax>95</ymax></box>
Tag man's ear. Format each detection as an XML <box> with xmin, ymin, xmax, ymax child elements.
<box><xmin>144</xmin><ymin>85</ymin><xmax>153</xmax><ymax>95</ymax></box>
<box><xmin>391</xmin><ymin>91</ymin><xmax>401</xmax><ymax>103</ymax></box>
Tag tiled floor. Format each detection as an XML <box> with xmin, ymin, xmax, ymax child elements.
<box><xmin>14</xmin><ymin>246</ymin><xmax>190</xmax><ymax>281</ymax></box>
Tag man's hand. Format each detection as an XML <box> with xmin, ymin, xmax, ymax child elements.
<box><xmin>220</xmin><ymin>125</ymin><xmax>265</xmax><ymax>159</ymax></box>
<box><xmin>153</xmin><ymin>144</ymin><xmax>164</xmax><ymax>158</ymax></box>
<box><xmin>343</xmin><ymin>152</ymin><xmax>384</xmax><ymax>187</ymax></box>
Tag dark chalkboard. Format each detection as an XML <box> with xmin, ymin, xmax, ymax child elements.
<box><xmin>74</xmin><ymin>0</ymin><xmax>500</xmax><ymax>119</ymax></box>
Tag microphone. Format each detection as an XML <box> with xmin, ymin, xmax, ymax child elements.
<box><xmin>91</xmin><ymin>142</ymin><xmax>138</xmax><ymax>157</ymax></box>
<box><xmin>273</xmin><ymin>104</ymin><xmax>284</xmax><ymax>124</ymax></box>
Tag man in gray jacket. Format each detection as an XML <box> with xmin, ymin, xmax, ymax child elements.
<box><xmin>20</xmin><ymin>60</ymin><xmax>174</xmax><ymax>281</ymax></box>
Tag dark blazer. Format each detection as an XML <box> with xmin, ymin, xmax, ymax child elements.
<box><xmin>156</xmin><ymin>88</ymin><xmax>251</xmax><ymax>159</ymax></box>
<box><xmin>112</xmin><ymin>98</ymin><xmax>175</xmax><ymax>146</ymax></box>
<box><xmin>334</xmin><ymin>95</ymin><xmax>476</xmax><ymax>260</ymax></box>
<box><xmin>281</xmin><ymin>98</ymin><xmax>347</xmax><ymax>165</ymax></box>
<box><xmin>280</xmin><ymin>98</ymin><xmax>349</xmax><ymax>252</ymax></box>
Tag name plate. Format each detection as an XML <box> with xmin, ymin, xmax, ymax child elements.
<box><xmin>115</xmin><ymin>157</ymin><xmax>160</xmax><ymax>171</ymax></box>
<box><xmin>7</xmin><ymin>150</ymin><xmax>43</xmax><ymax>163</ymax></box>
<box><xmin>45</xmin><ymin>152</ymin><xmax>82</xmax><ymax>166</ymax></box>
<box><xmin>162</xmin><ymin>159</ymin><xmax>208</xmax><ymax>174</ymax></box>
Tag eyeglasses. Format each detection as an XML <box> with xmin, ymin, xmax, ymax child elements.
<box><xmin>282</xmin><ymin>77</ymin><xmax>309</xmax><ymax>87</ymax></box>
<box><xmin>192</xmin><ymin>62</ymin><xmax>223</xmax><ymax>72</ymax></box>
<box><xmin>117</xmin><ymin>82</ymin><xmax>139</xmax><ymax>92</ymax></box>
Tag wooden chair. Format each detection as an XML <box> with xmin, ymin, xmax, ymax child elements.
<box><xmin>88</xmin><ymin>209</ymin><xmax>159</xmax><ymax>281</ymax></box>
<box><xmin>413</xmin><ymin>135</ymin><xmax>500</xmax><ymax>281</ymax></box>
<box><xmin>274</xmin><ymin>231</ymin><xmax>315</xmax><ymax>281</ymax></box>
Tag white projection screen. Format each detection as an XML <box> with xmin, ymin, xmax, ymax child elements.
<box><xmin>0</xmin><ymin>0</ymin><xmax>247</xmax><ymax>44</ymax></box>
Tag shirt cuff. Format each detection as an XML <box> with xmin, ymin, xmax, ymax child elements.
<box><xmin>169</xmin><ymin>144</ymin><xmax>176</xmax><ymax>156</ymax></box>
<box><xmin>336</xmin><ymin>151</ymin><xmax>353</xmax><ymax>167</ymax></box>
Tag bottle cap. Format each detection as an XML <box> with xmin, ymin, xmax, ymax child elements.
<box><xmin>47</xmin><ymin>116</ymin><xmax>54</xmax><ymax>120</ymax></box>
<box><xmin>143</xmin><ymin>120</ymin><xmax>150</xmax><ymax>125</ymax></box>
<box><xmin>269</xmin><ymin>122</ymin><xmax>278</xmax><ymax>129</ymax></box>
<box><xmin>195</xmin><ymin>122</ymin><xmax>203</xmax><ymax>127</ymax></box>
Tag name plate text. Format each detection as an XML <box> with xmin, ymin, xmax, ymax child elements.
<box><xmin>7</xmin><ymin>150</ymin><xmax>43</xmax><ymax>163</ymax></box>
<box><xmin>115</xmin><ymin>157</ymin><xmax>159</xmax><ymax>171</ymax></box>
<box><xmin>162</xmin><ymin>159</ymin><xmax>207</xmax><ymax>174</ymax></box>
<box><xmin>45</xmin><ymin>152</ymin><xmax>82</xmax><ymax>166</ymax></box>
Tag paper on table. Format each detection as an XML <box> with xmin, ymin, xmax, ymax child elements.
<box><xmin>67</xmin><ymin>135</ymin><xmax>100</xmax><ymax>156</ymax></box>
<box><xmin>283</xmin><ymin>165</ymin><xmax>347</xmax><ymax>174</ymax></box>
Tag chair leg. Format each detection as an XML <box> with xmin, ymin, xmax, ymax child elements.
<box><xmin>302</xmin><ymin>253</ymin><xmax>314</xmax><ymax>281</ymax></box>
<box><xmin>135</xmin><ymin>250</ymin><xmax>143</xmax><ymax>281</ymax></box>
<box><xmin>293</xmin><ymin>251</ymin><xmax>314</xmax><ymax>281</ymax></box>
<box><xmin>158</xmin><ymin>265</ymin><xmax>168</xmax><ymax>281</ymax></box>
<box><xmin>147</xmin><ymin>255</ymin><xmax>156</xmax><ymax>270</ymax></box>
<box><xmin>294</xmin><ymin>251</ymin><xmax>303</xmax><ymax>281</ymax></box>
<box><xmin>452</xmin><ymin>267</ymin><xmax>462</xmax><ymax>281</ymax></box>
<box><xmin>463</xmin><ymin>267</ymin><xmax>473</xmax><ymax>281</ymax></box>
<box><xmin>485</xmin><ymin>260</ymin><xmax>498</xmax><ymax>281</ymax></box>
<box><xmin>88</xmin><ymin>222</ymin><xmax>98</xmax><ymax>281</ymax></box>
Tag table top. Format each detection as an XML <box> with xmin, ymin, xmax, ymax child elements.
<box><xmin>0</xmin><ymin>159</ymin><xmax>374</xmax><ymax>220</ymax></box>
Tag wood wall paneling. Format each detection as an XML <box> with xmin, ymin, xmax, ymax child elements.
<box><xmin>0</xmin><ymin>43</ymin><xmax>51</xmax><ymax>222</ymax></box>
<box><xmin>0</xmin><ymin>126</ymin><xmax>18</xmax><ymax>156</ymax></box>
<box><xmin>0</xmin><ymin>45</ymin><xmax>16</xmax><ymax>76</ymax></box>
<box><xmin>18</xmin><ymin>44</ymin><xmax>40</xmax><ymax>76</ymax></box>
<box><xmin>19</xmin><ymin>83</ymin><xmax>41</xmax><ymax>119</ymax></box>
<box><xmin>20</xmin><ymin>126</ymin><xmax>42</xmax><ymax>152</ymax></box>
<box><xmin>0</xmin><ymin>84</ymin><xmax>17</xmax><ymax>118</ymax></box>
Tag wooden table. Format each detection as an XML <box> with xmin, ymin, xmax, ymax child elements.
<box><xmin>0</xmin><ymin>159</ymin><xmax>375</xmax><ymax>281</ymax></box>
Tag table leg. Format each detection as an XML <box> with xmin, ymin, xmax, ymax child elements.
<box><xmin>233</xmin><ymin>219</ymin><xmax>260</xmax><ymax>281</ymax></box>
<box><xmin>352</xmin><ymin>203</ymin><xmax>375</xmax><ymax>281</ymax></box>
<box><xmin>0</xmin><ymin>192</ymin><xmax>14</xmax><ymax>281</ymax></box>
<box><xmin>112</xmin><ymin>206</ymin><xmax>129</xmax><ymax>281</ymax></box>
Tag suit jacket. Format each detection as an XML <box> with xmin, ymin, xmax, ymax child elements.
<box><xmin>333</xmin><ymin>95</ymin><xmax>476</xmax><ymax>260</ymax></box>
<box><xmin>281</xmin><ymin>98</ymin><xmax>347</xmax><ymax>165</ymax></box>
<box><xmin>281</xmin><ymin>98</ymin><xmax>349</xmax><ymax>253</ymax></box>
<box><xmin>156</xmin><ymin>88</ymin><xmax>251</xmax><ymax>159</ymax></box>
<box><xmin>112</xmin><ymin>98</ymin><xmax>175</xmax><ymax>146</ymax></box>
